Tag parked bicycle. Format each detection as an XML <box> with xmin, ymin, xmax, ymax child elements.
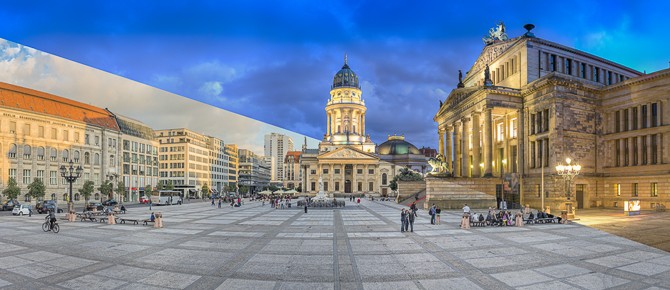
<box><xmin>42</xmin><ymin>220</ymin><xmax>59</xmax><ymax>233</ymax></box>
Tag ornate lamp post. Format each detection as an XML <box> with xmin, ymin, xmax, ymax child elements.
<box><xmin>555</xmin><ymin>158</ymin><xmax>581</xmax><ymax>219</ymax></box>
<box><xmin>60</xmin><ymin>160</ymin><xmax>83</xmax><ymax>214</ymax></box>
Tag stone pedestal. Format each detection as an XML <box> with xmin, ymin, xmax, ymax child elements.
<box><xmin>425</xmin><ymin>177</ymin><xmax>497</xmax><ymax>209</ymax></box>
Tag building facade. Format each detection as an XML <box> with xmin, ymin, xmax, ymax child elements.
<box><xmin>283</xmin><ymin>151</ymin><xmax>302</xmax><ymax>189</ymax></box>
<box><xmin>301</xmin><ymin>57</ymin><xmax>420</xmax><ymax>197</ymax></box>
<box><xmin>264</xmin><ymin>133</ymin><xmax>294</xmax><ymax>183</ymax></box>
<box><xmin>238</xmin><ymin>149</ymin><xmax>271</xmax><ymax>194</ymax></box>
<box><xmin>225</xmin><ymin>144</ymin><xmax>238</xmax><ymax>190</ymax></box>
<box><xmin>434</xmin><ymin>23</ymin><xmax>670</xmax><ymax>211</ymax></box>
<box><xmin>0</xmin><ymin>82</ymin><xmax>121</xmax><ymax>204</ymax></box>
<box><xmin>114</xmin><ymin>114</ymin><xmax>159</xmax><ymax>202</ymax></box>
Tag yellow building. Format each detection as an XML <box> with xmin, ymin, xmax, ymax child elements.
<box><xmin>300</xmin><ymin>57</ymin><xmax>415</xmax><ymax>197</ymax></box>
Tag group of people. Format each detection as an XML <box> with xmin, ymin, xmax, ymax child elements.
<box><xmin>211</xmin><ymin>196</ymin><xmax>243</xmax><ymax>208</ymax></box>
<box><xmin>261</xmin><ymin>196</ymin><xmax>292</xmax><ymax>209</ymax></box>
<box><xmin>428</xmin><ymin>204</ymin><xmax>442</xmax><ymax>225</ymax></box>
<box><xmin>400</xmin><ymin>207</ymin><xmax>417</xmax><ymax>232</ymax></box>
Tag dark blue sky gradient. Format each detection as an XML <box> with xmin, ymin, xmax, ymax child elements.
<box><xmin>1</xmin><ymin>1</ymin><xmax>669</xmax><ymax>148</ymax></box>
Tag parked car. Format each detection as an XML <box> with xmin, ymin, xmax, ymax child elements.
<box><xmin>1</xmin><ymin>200</ymin><xmax>19</xmax><ymax>211</ymax></box>
<box><xmin>12</xmin><ymin>204</ymin><xmax>32</xmax><ymax>216</ymax></box>
<box><xmin>102</xmin><ymin>199</ymin><xmax>118</xmax><ymax>206</ymax></box>
<box><xmin>139</xmin><ymin>195</ymin><xmax>150</xmax><ymax>204</ymax></box>
<box><xmin>86</xmin><ymin>202</ymin><xmax>104</xmax><ymax>211</ymax></box>
<box><xmin>36</xmin><ymin>200</ymin><xmax>63</xmax><ymax>214</ymax></box>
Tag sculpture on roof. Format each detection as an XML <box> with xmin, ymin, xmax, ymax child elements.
<box><xmin>457</xmin><ymin>70</ymin><xmax>465</xmax><ymax>88</ymax></box>
<box><xmin>484</xmin><ymin>64</ymin><xmax>493</xmax><ymax>87</ymax></box>
<box><xmin>482</xmin><ymin>22</ymin><xmax>508</xmax><ymax>45</ymax></box>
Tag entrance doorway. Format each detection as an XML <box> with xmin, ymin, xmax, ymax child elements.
<box><xmin>345</xmin><ymin>180</ymin><xmax>352</xmax><ymax>193</ymax></box>
<box><xmin>576</xmin><ymin>184</ymin><xmax>585</xmax><ymax>209</ymax></box>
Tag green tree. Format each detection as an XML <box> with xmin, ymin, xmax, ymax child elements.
<box><xmin>27</xmin><ymin>178</ymin><xmax>46</xmax><ymax>203</ymax></box>
<box><xmin>166</xmin><ymin>180</ymin><xmax>174</xmax><ymax>190</ymax></box>
<box><xmin>239</xmin><ymin>185</ymin><xmax>249</xmax><ymax>194</ymax></box>
<box><xmin>144</xmin><ymin>184</ymin><xmax>153</xmax><ymax>197</ymax></box>
<box><xmin>79</xmin><ymin>180</ymin><xmax>95</xmax><ymax>202</ymax></box>
<box><xmin>98</xmin><ymin>180</ymin><xmax>113</xmax><ymax>200</ymax></box>
<box><xmin>201</xmin><ymin>183</ymin><xmax>210</xmax><ymax>198</ymax></box>
<box><xmin>227</xmin><ymin>183</ymin><xmax>236</xmax><ymax>192</ymax></box>
<box><xmin>116</xmin><ymin>180</ymin><xmax>126</xmax><ymax>201</ymax></box>
<box><xmin>2</xmin><ymin>178</ymin><xmax>21</xmax><ymax>201</ymax></box>
<box><xmin>155</xmin><ymin>182</ymin><xmax>164</xmax><ymax>191</ymax></box>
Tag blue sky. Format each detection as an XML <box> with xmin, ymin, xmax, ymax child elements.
<box><xmin>1</xmin><ymin>0</ymin><xmax>669</xmax><ymax>149</ymax></box>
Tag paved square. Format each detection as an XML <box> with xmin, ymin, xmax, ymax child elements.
<box><xmin>1</xmin><ymin>199</ymin><xmax>670</xmax><ymax>289</ymax></box>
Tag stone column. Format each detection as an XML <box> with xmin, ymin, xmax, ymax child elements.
<box><xmin>517</xmin><ymin>108</ymin><xmax>525</xmax><ymax>175</ymax></box>
<box><xmin>461</xmin><ymin>118</ymin><xmax>469</xmax><ymax>177</ymax></box>
<box><xmin>326</xmin><ymin>112</ymin><xmax>331</xmax><ymax>136</ymax></box>
<box><xmin>362</xmin><ymin>113</ymin><xmax>366</xmax><ymax>136</ymax></box>
<box><xmin>658</xmin><ymin>134</ymin><xmax>663</xmax><ymax>164</ymax></box>
<box><xmin>438</xmin><ymin>129</ymin><xmax>445</xmax><ymax>158</ymax></box>
<box><xmin>453</xmin><ymin>122</ymin><xmax>461</xmax><ymax>177</ymax></box>
<box><xmin>329</xmin><ymin>164</ymin><xmax>334</xmax><ymax>193</ymax></box>
<box><xmin>484</xmin><ymin>108</ymin><xmax>493</xmax><ymax>176</ymax></box>
<box><xmin>646</xmin><ymin>135</ymin><xmax>652</xmax><ymax>165</ymax></box>
<box><xmin>472</xmin><ymin>112</ymin><xmax>481</xmax><ymax>177</ymax></box>
<box><xmin>352</xmin><ymin>165</ymin><xmax>357</xmax><ymax>194</ymax></box>
<box><xmin>446</xmin><ymin>126</ymin><xmax>453</xmax><ymax>173</ymax></box>
<box><xmin>364</xmin><ymin>164</ymin><xmax>369</xmax><ymax>193</ymax></box>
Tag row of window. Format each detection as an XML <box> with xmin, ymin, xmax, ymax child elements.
<box><xmin>613</xmin><ymin>183</ymin><xmax>658</xmax><ymax>197</ymax></box>
<box><xmin>321</xmin><ymin>168</ymin><xmax>376</xmax><ymax>175</ymax></box>
<box><xmin>530</xmin><ymin>109</ymin><xmax>550</xmax><ymax>135</ymax></box>
<box><xmin>529</xmin><ymin>139</ymin><xmax>549</xmax><ymax>168</ymax></box>
<box><xmin>491</xmin><ymin>56</ymin><xmax>518</xmax><ymax>85</ymax></box>
<box><xmin>614</xmin><ymin>102</ymin><xmax>660</xmax><ymax>133</ymax></box>
<box><xmin>7</xmin><ymin>144</ymin><xmax>104</xmax><ymax>165</ymax></box>
<box><xmin>544</xmin><ymin>53</ymin><xmax>629</xmax><ymax>85</ymax></box>
<box><xmin>613</xmin><ymin>135</ymin><xmax>659</xmax><ymax>167</ymax></box>
<box><xmin>2</xmin><ymin>121</ymin><xmax>117</xmax><ymax>148</ymax></box>
<box><xmin>122</xmin><ymin>140</ymin><xmax>156</xmax><ymax>154</ymax></box>
<box><xmin>7</xmin><ymin>168</ymin><xmax>99</xmax><ymax>186</ymax></box>
<box><xmin>310</xmin><ymin>181</ymin><xmax>376</xmax><ymax>192</ymax></box>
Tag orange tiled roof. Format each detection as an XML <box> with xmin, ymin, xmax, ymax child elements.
<box><xmin>0</xmin><ymin>82</ymin><xmax>120</xmax><ymax>131</ymax></box>
<box><xmin>284</xmin><ymin>151</ymin><xmax>302</xmax><ymax>162</ymax></box>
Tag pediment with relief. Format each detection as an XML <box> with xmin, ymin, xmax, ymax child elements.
<box><xmin>318</xmin><ymin>147</ymin><xmax>378</xmax><ymax>160</ymax></box>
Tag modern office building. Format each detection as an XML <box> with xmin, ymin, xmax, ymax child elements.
<box><xmin>264</xmin><ymin>133</ymin><xmax>294</xmax><ymax>183</ymax></box>
<box><xmin>225</xmin><ymin>144</ymin><xmax>238</xmax><ymax>190</ymax></box>
<box><xmin>114</xmin><ymin>114</ymin><xmax>159</xmax><ymax>202</ymax></box>
<box><xmin>434</xmin><ymin>23</ymin><xmax>670</xmax><ymax>211</ymax></box>
<box><xmin>238</xmin><ymin>148</ymin><xmax>271</xmax><ymax>194</ymax></box>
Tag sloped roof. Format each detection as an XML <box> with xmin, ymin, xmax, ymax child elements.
<box><xmin>0</xmin><ymin>82</ymin><xmax>120</xmax><ymax>131</ymax></box>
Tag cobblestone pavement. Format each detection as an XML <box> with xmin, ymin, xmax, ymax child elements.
<box><xmin>1</xmin><ymin>199</ymin><xmax>669</xmax><ymax>290</ymax></box>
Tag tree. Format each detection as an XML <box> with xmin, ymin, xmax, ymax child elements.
<box><xmin>166</xmin><ymin>180</ymin><xmax>174</xmax><ymax>190</ymax></box>
<box><xmin>98</xmin><ymin>180</ymin><xmax>113</xmax><ymax>201</ymax></box>
<box><xmin>116</xmin><ymin>180</ymin><xmax>126</xmax><ymax>201</ymax></box>
<box><xmin>27</xmin><ymin>178</ymin><xmax>46</xmax><ymax>203</ymax></box>
<box><xmin>239</xmin><ymin>185</ymin><xmax>249</xmax><ymax>194</ymax></box>
<box><xmin>79</xmin><ymin>180</ymin><xmax>95</xmax><ymax>202</ymax></box>
<box><xmin>390</xmin><ymin>167</ymin><xmax>424</xmax><ymax>192</ymax></box>
<box><xmin>155</xmin><ymin>182</ymin><xmax>164</xmax><ymax>191</ymax></box>
<box><xmin>2</xmin><ymin>178</ymin><xmax>21</xmax><ymax>201</ymax></box>
<box><xmin>144</xmin><ymin>184</ymin><xmax>153</xmax><ymax>197</ymax></box>
<box><xmin>227</xmin><ymin>183</ymin><xmax>236</xmax><ymax>192</ymax></box>
<box><xmin>201</xmin><ymin>183</ymin><xmax>210</xmax><ymax>198</ymax></box>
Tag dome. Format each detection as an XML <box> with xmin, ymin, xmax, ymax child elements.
<box><xmin>377</xmin><ymin>135</ymin><xmax>421</xmax><ymax>155</ymax></box>
<box><xmin>332</xmin><ymin>56</ymin><xmax>360</xmax><ymax>89</ymax></box>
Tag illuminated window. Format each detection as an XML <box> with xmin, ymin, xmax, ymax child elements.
<box><xmin>651</xmin><ymin>183</ymin><xmax>658</xmax><ymax>197</ymax></box>
<box><xmin>632</xmin><ymin>183</ymin><xmax>638</xmax><ymax>197</ymax></box>
<box><xmin>510</xmin><ymin>118</ymin><xmax>517</xmax><ymax>139</ymax></box>
<box><xmin>497</xmin><ymin>123</ymin><xmax>504</xmax><ymax>142</ymax></box>
<box><xmin>614</xmin><ymin>184</ymin><xmax>621</xmax><ymax>196</ymax></box>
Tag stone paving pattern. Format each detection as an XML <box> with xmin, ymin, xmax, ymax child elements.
<box><xmin>0</xmin><ymin>199</ymin><xmax>669</xmax><ymax>289</ymax></box>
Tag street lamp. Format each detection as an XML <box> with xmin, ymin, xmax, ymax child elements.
<box><xmin>60</xmin><ymin>160</ymin><xmax>83</xmax><ymax>214</ymax></box>
<box><xmin>555</xmin><ymin>158</ymin><xmax>581</xmax><ymax>219</ymax></box>
<box><xmin>500</xmin><ymin>159</ymin><xmax>507</xmax><ymax>209</ymax></box>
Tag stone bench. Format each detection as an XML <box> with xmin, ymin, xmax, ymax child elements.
<box><xmin>119</xmin><ymin>218</ymin><xmax>139</xmax><ymax>225</ymax></box>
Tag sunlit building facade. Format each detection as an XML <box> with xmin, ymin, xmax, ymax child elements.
<box><xmin>434</xmin><ymin>24</ymin><xmax>670</xmax><ymax>211</ymax></box>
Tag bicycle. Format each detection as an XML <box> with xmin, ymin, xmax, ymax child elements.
<box><xmin>42</xmin><ymin>220</ymin><xmax>59</xmax><ymax>233</ymax></box>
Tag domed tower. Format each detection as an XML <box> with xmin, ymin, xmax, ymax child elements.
<box><xmin>321</xmin><ymin>55</ymin><xmax>375</xmax><ymax>152</ymax></box>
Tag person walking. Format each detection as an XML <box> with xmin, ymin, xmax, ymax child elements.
<box><xmin>149</xmin><ymin>199</ymin><xmax>152</xmax><ymax>211</ymax></box>
<box><xmin>429</xmin><ymin>204</ymin><xmax>436</xmax><ymax>224</ymax></box>
<box><xmin>410</xmin><ymin>202</ymin><xmax>418</xmax><ymax>217</ymax></box>
<box><xmin>304</xmin><ymin>203</ymin><xmax>308</xmax><ymax>213</ymax></box>
<box><xmin>408</xmin><ymin>208</ymin><xmax>415</xmax><ymax>232</ymax></box>
<box><xmin>435</xmin><ymin>207</ymin><xmax>442</xmax><ymax>225</ymax></box>
<box><xmin>400</xmin><ymin>209</ymin><xmax>408</xmax><ymax>232</ymax></box>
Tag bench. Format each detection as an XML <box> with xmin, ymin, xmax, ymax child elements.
<box><xmin>535</xmin><ymin>217</ymin><xmax>558</xmax><ymax>224</ymax></box>
<box><xmin>80</xmin><ymin>216</ymin><xmax>97</xmax><ymax>222</ymax></box>
<box><xmin>120</xmin><ymin>218</ymin><xmax>139</xmax><ymax>225</ymax></box>
<box><xmin>143</xmin><ymin>219</ymin><xmax>155</xmax><ymax>226</ymax></box>
<box><xmin>99</xmin><ymin>216</ymin><xmax>119</xmax><ymax>223</ymax></box>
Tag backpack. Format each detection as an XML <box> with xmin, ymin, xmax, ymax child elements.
<box><xmin>429</xmin><ymin>208</ymin><xmax>435</xmax><ymax>215</ymax></box>
<box><xmin>478</xmin><ymin>214</ymin><xmax>484</xmax><ymax>222</ymax></box>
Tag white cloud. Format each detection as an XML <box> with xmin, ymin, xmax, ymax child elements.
<box><xmin>198</xmin><ymin>81</ymin><xmax>223</xmax><ymax>98</ymax></box>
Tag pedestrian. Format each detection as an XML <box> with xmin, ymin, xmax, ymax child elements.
<box><xmin>149</xmin><ymin>199</ymin><xmax>152</xmax><ymax>211</ymax></box>
<box><xmin>410</xmin><ymin>202</ymin><xmax>418</xmax><ymax>217</ymax></box>
<box><xmin>436</xmin><ymin>207</ymin><xmax>441</xmax><ymax>225</ymax></box>
<box><xmin>407</xmin><ymin>209</ymin><xmax>414</xmax><ymax>232</ymax></box>
<box><xmin>400</xmin><ymin>209</ymin><xmax>407</xmax><ymax>232</ymax></box>
<box><xmin>357</xmin><ymin>197</ymin><xmax>361</xmax><ymax>206</ymax></box>
<box><xmin>304</xmin><ymin>203</ymin><xmax>308</xmax><ymax>213</ymax></box>
<box><xmin>211</xmin><ymin>198</ymin><xmax>215</xmax><ymax>206</ymax></box>
<box><xmin>218</xmin><ymin>199</ymin><xmax>222</xmax><ymax>208</ymax></box>
<box><xmin>463</xmin><ymin>203</ymin><xmax>471</xmax><ymax>214</ymax></box>
<box><xmin>429</xmin><ymin>204</ymin><xmax>436</xmax><ymax>224</ymax></box>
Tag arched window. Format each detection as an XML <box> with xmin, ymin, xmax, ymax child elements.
<box><xmin>62</xmin><ymin>194</ymin><xmax>68</xmax><ymax>201</ymax></box>
<box><xmin>62</xmin><ymin>149</ymin><xmax>69</xmax><ymax>162</ymax></box>
<box><xmin>74</xmin><ymin>150</ymin><xmax>80</xmax><ymax>162</ymax></box>
<box><xmin>23</xmin><ymin>145</ymin><xmax>31</xmax><ymax>159</ymax></box>
<box><xmin>84</xmin><ymin>152</ymin><xmax>90</xmax><ymax>164</ymax></box>
<box><xmin>8</xmin><ymin>144</ymin><xmax>17</xmax><ymax>158</ymax></box>
<box><xmin>24</xmin><ymin>194</ymin><xmax>31</xmax><ymax>202</ymax></box>
<box><xmin>74</xmin><ymin>193</ymin><xmax>80</xmax><ymax>201</ymax></box>
<box><xmin>94</xmin><ymin>153</ymin><xmax>100</xmax><ymax>165</ymax></box>
<box><xmin>50</xmin><ymin>148</ymin><xmax>57</xmax><ymax>161</ymax></box>
<box><xmin>382</xmin><ymin>173</ymin><xmax>388</xmax><ymax>185</ymax></box>
<box><xmin>37</xmin><ymin>147</ymin><xmax>45</xmax><ymax>161</ymax></box>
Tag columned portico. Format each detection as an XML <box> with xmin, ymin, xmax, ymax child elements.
<box><xmin>472</xmin><ymin>112</ymin><xmax>481</xmax><ymax>177</ymax></box>
<box><xmin>484</xmin><ymin>108</ymin><xmax>493</xmax><ymax>176</ymax></box>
